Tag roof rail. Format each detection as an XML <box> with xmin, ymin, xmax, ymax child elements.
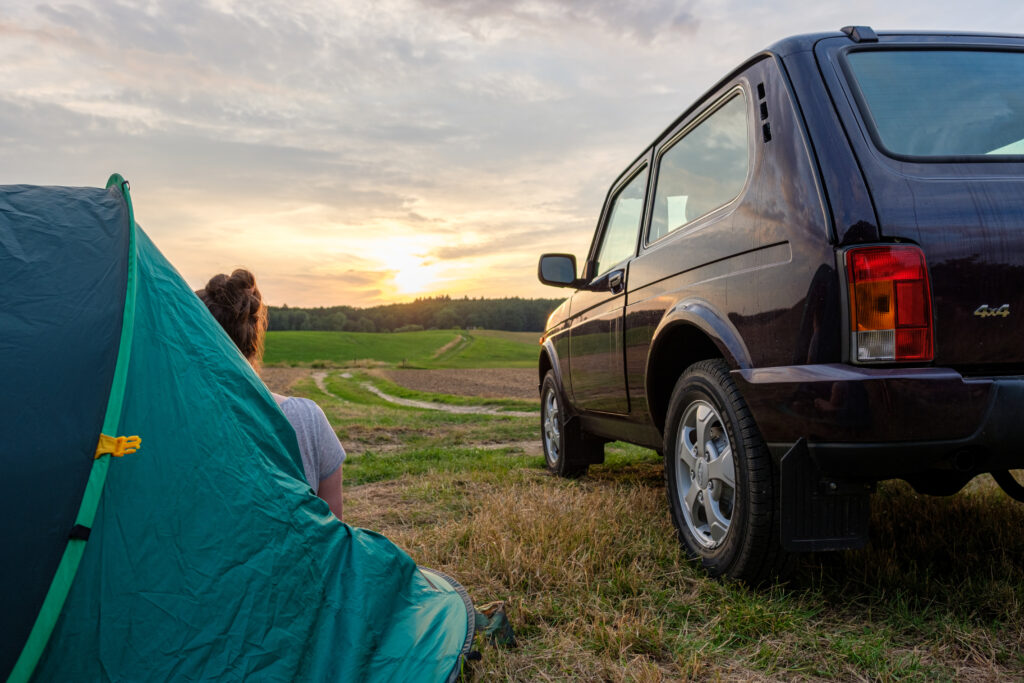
<box><xmin>840</xmin><ymin>25</ymin><xmax>878</xmax><ymax>43</ymax></box>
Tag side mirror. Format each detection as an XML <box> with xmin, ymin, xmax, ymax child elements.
<box><xmin>538</xmin><ymin>254</ymin><xmax>582</xmax><ymax>288</ymax></box>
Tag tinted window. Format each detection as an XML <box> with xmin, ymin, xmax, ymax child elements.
<box><xmin>593</xmin><ymin>168</ymin><xmax>648</xmax><ymax>277</ymax></box>
<box><xmin>847</xmin><ymin>50</ymin><xmax>1024</xmax><ymax>157</ymax></box>
<box><xmin>649</xmin><ymin>93</ymin><xmax>748</xmax><ymax>243</ymax></box>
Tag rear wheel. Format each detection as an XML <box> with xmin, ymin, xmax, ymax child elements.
<box><xmin>541</xmin><ymin>370</ymin><xmax>597</xmax><ymax>478</ymax></box>
<box><xmin>664</xmin><ymin>359</ymin><xmax>791</xmax><ymax>583</ymax></box>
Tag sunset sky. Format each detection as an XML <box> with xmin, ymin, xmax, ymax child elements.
<box><xmin>2</xmin><ymin>0</ymin><xmax>1021</xmax><ymax>307</ymax></box>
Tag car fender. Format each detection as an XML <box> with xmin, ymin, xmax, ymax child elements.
<box><xmin>538</xmin><ymin>336</ymin><xmax>569</xmax><ymax>399</ymax></box>
<box><xmin>647</xmin><ymin>298</ymin><xmax>752</xmax><ymax>372</ymax></box>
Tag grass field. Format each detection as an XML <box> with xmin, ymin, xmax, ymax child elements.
<box><xmin>283</xmin><ymin>367</ymin><xmax>1024</xmax><ymax>681</ymax></box>
<box><xmin>263</xmin><ymin>329</ymin><xmax>539</xmax><ymax>368</ymax></box>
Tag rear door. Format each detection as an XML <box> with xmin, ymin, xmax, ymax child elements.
<box><xmin>816</xmin><ymin>34</ymin><xmax>1024</xmax><ymax>372</ymax></box>
<box><xmin>568</xmin><ymin>158</ymin><xmax>650</xmax><ymax>414</ymax></box>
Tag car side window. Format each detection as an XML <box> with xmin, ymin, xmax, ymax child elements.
<box><xmin>648</xmin><ymin>92</ymin><xmax>749</xmax><ymax>244</ymax></box>
<box><xmin>593</xmin><ymin>167</ymin><xmax>648</xmax><ymax>278</ymax></box>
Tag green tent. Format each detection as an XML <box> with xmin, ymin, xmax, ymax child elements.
<box><xmin>1</xmin><ymin>176</ymin><xmax>474</xmax><ymax>681</ymax></box>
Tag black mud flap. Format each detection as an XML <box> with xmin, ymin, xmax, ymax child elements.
<box><xmin>992</xmin><ymin>470</ymin><xmax>1024</xmax><ymax>503</ymax></box>
<box><xmin>564</xmin><ymin>415</ymin><xmax>607</xmax><ymax>465</ymax></box>
<box><xmin>584</xmin><ymin>434</ymin><xmax>607</xmax><ymax>465</ymax></box>
<box><xmin>779</xmin><ymin>438</ymin><xmax>873</xmax><ymax>552</ymax></box>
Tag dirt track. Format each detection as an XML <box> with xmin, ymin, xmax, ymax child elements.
<box><xmin>261</xmin><ymin>367</ymin><xmax>539</xmax><ymax>401</ymax></box>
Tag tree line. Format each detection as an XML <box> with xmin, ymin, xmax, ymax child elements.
<box><xmin>268</xmin><ymin>295</ymin><xmax>563</xmax><ymax>333</ymax></box>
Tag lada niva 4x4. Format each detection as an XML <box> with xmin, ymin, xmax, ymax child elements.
<box><xmin>537</xmin><ymin>27</ymin><xmax>1024</xmax><ymax>583</ymax></box>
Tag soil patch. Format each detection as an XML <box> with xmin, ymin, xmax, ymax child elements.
<box><xmin>260</xmin><ymin>367</ymin><xmax>312</xmax><ymax>394</ymax></box>
<box><xmin>375</xmin><ymin>368</ymin><xmax>538</xmax><ymax>401</ymax></box>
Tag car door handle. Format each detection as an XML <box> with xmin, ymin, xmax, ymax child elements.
<box><xmin>608</xmin><ymin>269</ymin><xmax>625</xmax><ymax>294</ymax></box>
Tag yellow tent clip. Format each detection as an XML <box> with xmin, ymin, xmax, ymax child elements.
<box><xmin>94</xmin><ymin>434</ymin><xmax>141</xmax><ymax>459</ymax></box>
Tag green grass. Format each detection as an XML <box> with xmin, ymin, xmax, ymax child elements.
<box><xmin>309</xmin><ymin>373</ymin><xmax>537</xmax><ymax>469</ymax></box>
<box><xmin>349</xmin><ymin>446</ymin><xmax>536</xmax><ymax>485</ymax></box>
<box><xmin>473</xmin><ymin>330</ymin><xmax>542</xmax><ymax>344</ymax></box>
<box><xmin>264</xmin><ymin>329</ymin><xmax>456</xmax><ymax>365</ymax></box>
<box><xmin>285</xmin><ymin>369</ymin><xmax>1024</xmax><ymax>681</ymax></box>
<box><xmin>425</xmin><ymin>332</ymin><xmax>539</xmax><ymax>368</ymax></box>
<box><xmin>263</xmin><ymin>329</ymin><xmax>539</xmax><ymax>368</ymax></box>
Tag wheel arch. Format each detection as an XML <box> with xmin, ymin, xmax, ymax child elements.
<box><xmin>538</xmin><ymin>340</ymin><xmax>564</xmax><ymax>398</ymax></box>
<box><xmin>646</xmin><ymin>300</ymin><xmax>752</xmax><ymax>434</ymax></box>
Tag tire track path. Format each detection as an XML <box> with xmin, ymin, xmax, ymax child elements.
<box><xmin>360</xmin><ymin>383</ymin><xmax>537</xmax><ymax>417</ymax></box>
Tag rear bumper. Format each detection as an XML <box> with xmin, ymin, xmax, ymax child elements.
<box><xmin>734</xmin><ymin>364</ymin><xmax>1024</xmax><ymax>480</ymax></box>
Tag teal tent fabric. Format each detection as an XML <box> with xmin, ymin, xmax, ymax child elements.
<box><xmin>0</xmin><ymin>184</ymin><xmax>128</xmax><ymax>677</ymax></box>
<box><xmin>15</xmin><ymin>182</ymin><xmax>470</xmax><ymax>681</ymax></box>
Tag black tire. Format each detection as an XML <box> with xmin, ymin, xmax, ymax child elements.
<box><xmin>540</xmin><ymin>370</ymin><xmax>598</xmax><ymax>478</ymax></box>
<box><xmin>663</xmin><ymin>359</ymin><xmax>792</xmax><ymax>584</ymax></box>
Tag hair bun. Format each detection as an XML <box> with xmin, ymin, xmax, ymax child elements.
<box><xmin>227</xmin><ymin>270</ymin><xmax>263</xmax><ymax>318</ymax></box>
<box><xmin>196</xmin><ymin>269</ymin><xmax>268</xmax><ymax>365</ymax></box>
<box><xmin>202</xmin><ymin>270</ymin><xmax>262</xmax><ymax>323</ymax></box>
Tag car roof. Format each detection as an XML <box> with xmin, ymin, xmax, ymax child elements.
<box><xmin>606</xmin><ymin>28</ymin><xmax>1024</xmax><ymax>200</ymax></box>
<box><xmin>767</xmin><ymin>28</ymin><xmax>1024</xmax><ymax>56</ymax></box>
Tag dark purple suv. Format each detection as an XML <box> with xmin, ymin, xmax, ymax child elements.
<box><xmin>536</xmin><ymin>27</ymin><xmax>1024</xmax><ymax>582</ymax></box>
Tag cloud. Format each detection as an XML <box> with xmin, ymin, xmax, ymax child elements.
<box><xmin>0</xmin><ymin>0</ymin><xmax>758</xmax><ymax>312</ymax></box>
<box><xmin>416</xmin><ymin>0</ymin><xmax>700</xmax><ymax>44</ymax></box>
<box><xmin>7</xmin><ymin>0</ymin><xmax>1024</xmax><ymax>307</ymax></box>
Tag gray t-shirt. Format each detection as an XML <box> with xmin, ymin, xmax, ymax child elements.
<box><xmin>277</xmin><ymin>396</ymin><xmax>346</xmax><ymax>493</ymax></box>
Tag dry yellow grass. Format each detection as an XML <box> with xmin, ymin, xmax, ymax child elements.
<box><xmin>342</xmin><ymin>460</ymin><xmax>1024</xmax><ymax>681</ymax></box>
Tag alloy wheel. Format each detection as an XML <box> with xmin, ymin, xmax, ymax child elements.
<box><xmin>542</xmin><ymin>386</ymin><xmax>561</xmax><ymax>465</ymax></box>
<box><xmin>674</xmin><ymin>400</ymin><xmax>736</xmax><ymax>549</ymax></box>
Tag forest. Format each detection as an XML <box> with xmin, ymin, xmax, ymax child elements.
<box><xmin>267</xmin><ymin>295</ymin><xmax>563</xmax><ymax>333</ymax></box>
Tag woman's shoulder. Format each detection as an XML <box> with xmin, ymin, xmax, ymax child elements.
<box><xmin>277</xmin><ymin>395</ymin><xmax>328</xmax><ymax>421</ymax></box>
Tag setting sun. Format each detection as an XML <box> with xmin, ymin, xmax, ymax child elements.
<box><xmin>381</xmin><ymin>246</ymin><xmax>440</xmax><ymax>295</ymax></box>
<box><xmin>392</xmin><ymin>259</ymin><xmax>438</xmax><ymax>294</ymax></box>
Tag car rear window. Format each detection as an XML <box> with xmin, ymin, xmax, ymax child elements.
<box><xmin>846</xmin><ymin>49</ymin><xmax>1024</xmax><ymax>158</ymax></box>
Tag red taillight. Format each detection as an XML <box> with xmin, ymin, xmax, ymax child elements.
<box><xmin>846</xmin><ymin>245</ymin><xmax>933</xmax><ymax>362</ymax></box>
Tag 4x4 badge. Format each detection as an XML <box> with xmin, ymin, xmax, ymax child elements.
<box><xmin>974</xmin><ymin>304</ymin><xmax>1010</xmax><ymax>318</ymax></box>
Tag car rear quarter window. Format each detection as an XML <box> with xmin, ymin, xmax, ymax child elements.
<box><xmin>648</xmin><ymin>92</ymin><xmax>749</xmax><ymax>244</ymax></box>
<box><xmin>846</xmin><ymin>49</ymin><xmax>1024</xmax><ymax>158</ymax></box>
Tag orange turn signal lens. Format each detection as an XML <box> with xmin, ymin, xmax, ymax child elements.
<box><xmin>846</xmin><ymin>245</ymin><xmax>933</xmax><ymax>362</ymax></box>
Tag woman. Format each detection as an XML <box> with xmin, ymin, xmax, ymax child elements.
<box><xmin>196</xmin><ymin>269</ymin><xmax>345</xmax><ymax>520</ymax></box>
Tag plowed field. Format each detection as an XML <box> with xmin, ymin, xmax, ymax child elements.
<box><xmin>374</xmin><ymin>368</ymin><xmax>538</xmax><ymax>401</ymax></box>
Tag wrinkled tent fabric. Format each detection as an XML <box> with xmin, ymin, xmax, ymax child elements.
<box><xmin>2</xmin><ymin>180</ymin><xmax>471</xmax><ymax>682</ymax></box>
